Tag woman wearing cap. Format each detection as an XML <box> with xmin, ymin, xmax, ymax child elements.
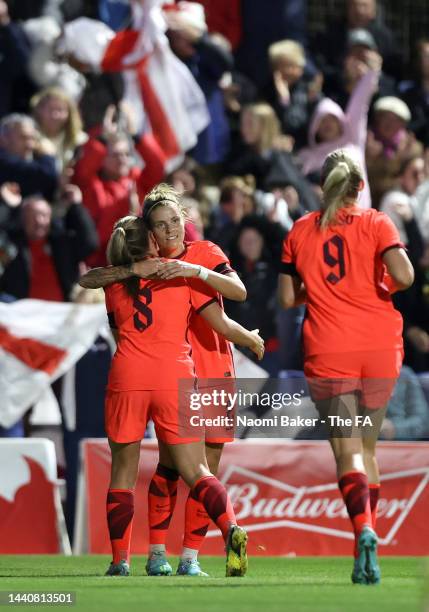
<box><xmin>366</xmin><ymin>96</ymin><xmax>424</xmax><ymax>207</ymax></box>
<box><xmin>79</xmin><ymin>184</ymin><xmax>251</xmax><ymax>577</ymax></box>
<box><xmin>279</xmin><ymin>148</ymin><xmax>414</xmax><ymax>584</ymax></box>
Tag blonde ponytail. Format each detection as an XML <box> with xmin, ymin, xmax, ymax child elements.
<box><xmin>106</xmin><ymin>215</ymin><xmax>149</xmax><ymax>266</ymax></box>
<box><xmin>319</xmin><ymin>149</ymin><xmax>364</xmax><ymax>229</ymax></box>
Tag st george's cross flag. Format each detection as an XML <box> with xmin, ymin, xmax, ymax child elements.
<box><xmin>0</xmin><ymin>300</ymin><xmax>107</xmax><ymax>428</ymax></box>
<box><xmin>59</xmin><ymin>0</ymin><xmax>210</xmax><ymax>171</ymax></box>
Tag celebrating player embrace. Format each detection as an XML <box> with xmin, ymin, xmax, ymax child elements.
<box><xmin>279</xmin><ymin>149</ymin><xmax>414</xmax><ymax>584</ymax></box>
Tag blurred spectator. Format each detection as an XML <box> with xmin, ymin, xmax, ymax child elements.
<box><xmin>206</xmin><ymin>175</ymin><xmax>254</xmax><ymax>252</ymax></box>
<box><xmin>0</xmin><ymin>113</ymin><xmax>59</xmax><ymax>200</ymax></box>
<box><xmin>413</xmin><ymin>179</ymin><xmax>429</xmax><ymax>244</ymax></box>
<box><xmin>313</xmin><ymin>0</ymin><xmax>400</xmax><ymax>81</ymax></box>
<box><xmin>379</xmin><ymin>155</ymin><xmax>426</xmax><ymax>262</ymax></box>
<box><xmin>323</xmin><ymin>29</ymin><xmax>395</xmax><ymax>109</ymax></box>
<box><xmin>7</xmin><ymin>0</ymin><xmax>63</xmax><ymax>23</ymax></box>
<box><xmin>380</xmin><ymin>366</ymin><xmax>429</xmax><ymax>440</ymax></box>
<box><xmin>165</xmin><ymin>2</ymin><xmax>233</xmax><ymax>165</ymax></box>
<box><xmin>299</xmin><ymin>68</ymin><xmax>379</xmax><ymax>208</ymax></box>
<box><xmin>235</xmin><ymin>0</ymin><xmax>308</xmax><ymax>90</ymax></box>
<box><xmin>400</xmin><ymin>39</ymin><xmax>429</xmax><ymax>147</ymax></box>
<box><xmin>366</xmin><ymin>96</ymin><xmax>423</xmax><ymax>208</ymax></box>
<box><xmin>31</xmin><ymin>87</ymin><xmax>87</xmax><ymax>171</ymax></box>
<box><xmin>0</xmin><ymin>182</ymin><xmax>22</xmax><ymax>229</ymax></box>
<box><xmin>0</xmin><ymin>188</ymin><xmax>98</xmax><ymax>301</ymax></box>
<box><xmin>264</xmin><ymin>40</ymin><xmax>322</xmax><ymax>150</ymax></box>
<box><xmin>182</xmin><ymin>196</ymin><xmax>204</xmax><ymax>241</ymax></box>
<box><xmin>192</xmin><ymin>0</ymin><xmax>242</xmax><ymax>51</ymax></box>
<box><xmin>0</xmin><ymin>1</ymin><xmax>31</xmax><ymax>119</ymax></box>
<box><xmin>226</xmin><ymin>103</ymin><xmax>319</xmax><ymax>211</ymax></box>
<box><xmin>225</xmin><ymin>219</ymin><xmax>278</xmax><ymax>344</ymax></box>
<box><xmin>73</xmin><ymin>105</ymin><xmax>165</xmax><ymax>266</ymax></box>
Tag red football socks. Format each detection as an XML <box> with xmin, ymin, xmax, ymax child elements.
<box><xmin>183</xmin><ymin>488</ymin><xmax>210</xmax><ymax>550</ymax></box>
<box><xmin>191</xmin><ymin>475</ymin><xmax>236</xmax><ymax>541</ymax></box>
<box><xmin>148</xmin><ymin>463</ymin><xmax>179</xmax><ymax>545</ymax></box>
<box><xmin>369</xmin><ymin>483</ymin><xmax>381</xmax><ymax>529</ymax></box>
<box><xmin>338</xmin><ymin>471</ymin><xmax>372</xmax><ymax>557</ymax></box>
<box><xmin>106</xmin><ymin>488</ymin><xmax>134</xmax><ymax>564</ymax></box>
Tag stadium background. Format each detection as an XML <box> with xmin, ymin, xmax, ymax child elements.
<box><xmin>0</xmin><ymin>1</ymin><xmax>428</xmax><ymax>610</ymax></box>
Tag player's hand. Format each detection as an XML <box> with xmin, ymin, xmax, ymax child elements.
<box><xmin>248</xmin><ymin>329</ymin><xmax>265</xmax><ymax>361</ymax></box>
<box><xmin>157</xmin><ymin>260</ymin><xmax>200</xmax><ymax>280</ymax></box>
<box><xmin>131</xmin><ymin>258</ymin><xmax>162</xmax><ymax>279</ymax></box>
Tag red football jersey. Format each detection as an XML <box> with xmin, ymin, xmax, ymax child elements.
<box><xmin>178</xmin><ymin>241</ymin><xmax>236</xmax><ymax>382</ymax></box>
<box><xmin>281</xmin><ymin>207</ymin><xmax>404</xmax><ymax>357</ymax></box>
<box><xmin>105</xmin><ymin>278</ymin><xmax>214</xmax><ymax>391</ymax></box>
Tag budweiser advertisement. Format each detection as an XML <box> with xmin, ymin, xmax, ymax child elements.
<box><xmin>0</xmin><ymin>439</ymin><xmax>70</xmax><ymax>554</ymax></box>
<box><xmin>77</xmin><ymin>439</ymin><xmax>429</xmax><ymax>556</ymax></box>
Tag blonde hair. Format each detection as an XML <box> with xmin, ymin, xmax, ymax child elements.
<box><xmin>242</xmin><ymin>104</ymin><xmax>281</xmax><ymax>152</ymax></box>
<box><xmin>320</xmin><ymin>149</ymin><xmax>363</xmax><ymax>228</ymax></box>
<box><xmin>30</xmin><ymin>87</ymin><xmax>83</xmax><ymax>150</ymax></box>
<box><xmin>106</xmin><ymin>216</ymin><xmax>150</xmax><ymax>296</ymax></box>
<box><xmin>269</xmin><ymin>40</ymin><xmax>305</xmax><ymax>69</ymax></box>
<box><xmin>142</xmin><ymin>183</ymin><xmax>186</xmax><ymax>224</ymax></box>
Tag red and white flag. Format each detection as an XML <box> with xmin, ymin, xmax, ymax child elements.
<box><xmin>0</xmin><ymin>300</ymin><xmax>107</xmax><ymax>428</ymax></box>
<box><xmin>60</xmin><ymin>1</ymin><xmax>210</xmax><ymax>171</ymax></box>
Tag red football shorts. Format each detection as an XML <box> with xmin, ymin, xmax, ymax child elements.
<box><xmin>304</xmin><ymin>349</ymin><xmax>403</xmax><ymax>409</ymax></box>
<box><xmin>105</xmin><ymin>388</ymin><xmax>202</xmax><ymax>445</ymax></box>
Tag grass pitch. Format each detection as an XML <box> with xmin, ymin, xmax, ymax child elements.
<box><xmin>0</xmin><ymin>555</ymin><xmax>425</xmax><ymax>612</ymax></box>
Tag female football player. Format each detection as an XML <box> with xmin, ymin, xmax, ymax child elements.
<box><xmin>278</xmin><ymin>149</ymin><xmax>414</xmax><ymax>584</ymax></box>
<box><xmin>80</xmin><ymin>184</ymin><xmax>248</xmax><ymax>577</ymax></box>
<box><xmin>104</xmin><ymin>215</ymin><xmax>264</xmax><ymax>578</ymax></box>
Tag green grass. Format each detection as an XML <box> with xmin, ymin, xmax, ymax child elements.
<box><xmin>0</xmin><ymin>556</ymin><xmax>425</xmax><ymax>612</ymax></box>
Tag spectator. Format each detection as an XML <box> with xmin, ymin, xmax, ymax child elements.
<box><xmin>264</xmin><ymin>39</ymin><xmax>322</xmax><ymax>150</ymax></box>
<box><xmin>73</xmin><ymin>105</ymin><xmax>165</xmax><ymax>266</ymax></box>
<box><xmin>165</xmin><ymin>2</ymin><xmax>233</xmax><ymax>165</ymax></box>
<box><xmin>0</xmin><ymin>182</ymin><xmax>22</xmax><ymax>230</ymax></box>
<box><xmin>192</xmin><ymin>0</ymin><xmax>242</xmax><ymax>51</ymax></box>
<box><xmin>400</xmin><ymin>39</ymin><xmax>429</xmax><ymax>147</ymax></box>
<box><xmin>235</xmin><ymin>0</ymin><xmax>308</xmax><ymax>90</ymax></box>
<box><xmin>366</xmin><ymin>96</ymin><xmax>423</xmax><ymax>208</ymax></box>
<box><xmin>0</xmin><ymin>0</ymin><xmax>31</xmax><ymax>119</ymax></box>
<box><xmin>225</xmin><ymin>218</ymin><xmax>279</xmax><ymax>355</ymax></box>
<box><xmin>313</xmin><ymin>0</ymin><xmax>400</xmax><ymax>81</ymax></box>
<box><xmin>323</xmin><ymin>29</ymin><xmax>395</xmax><ymax>109</ymax></box>
<box><xmin>413</xmin><ymin>179</ymin><xmax>429</xmax><ymax>244</ymax></box>
<box><xmin>0</xmin><ymin>114</ymin><xmax>59</xmax><ymax>200</ymax></box>
<box><xmin>379</xmin><ymin>155</ymin><xmax>426</xmax><ymax>260</ymax></box>
<box><xmin>182</xmin><ymin>196</ymin><xmax>204</xmax><ymax>241</ymax></box>
<box><xmin>31</xmin><ymin>87</ymin><xmax>87</xmax><ymax>171</ymax></box>
<box><xmin>7</xmin><ymin>0</ymin><xmax>63</xmax><ymax>23</ymax></box>
<box><xmin>380</xmin><ymin>366</ymin><xmax>429</xmax><ymax>440</ymax></box>
<box><xmin>0</xmin><ymin>187</ymin><xmax>98</xmax><ymax>301</ymax></box>
<box><xmin>206</xmin><ymin>175</ymin><xmax>254</xmax><ymax>252</ymax></box>
<box><xmin>299</xmin><ymin>68</ymin><xmax>379</xmax><ymax>208</ymax></box>
<box><xmin>226</xmin><ymin>103</ymin><xmax>319</xmax><ymax>210</ymax></box>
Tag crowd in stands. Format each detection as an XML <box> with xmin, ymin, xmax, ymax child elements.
<box><xmin>0</xmin><ymin>0</ymin><xmax>428</xmax><ymax>456</ymax></box>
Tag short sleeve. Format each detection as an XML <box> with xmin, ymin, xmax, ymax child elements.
<box><xmin>187</xmin><ymin>278</ymin><xmax>219</xmax><ymax>314</ymax></box>
<box><xmin>105</xmin><ymin>283</ymin><xmax>124</xmax><ymax>329</ymax></box>
<box><xmin>280</xmin><ymin>231</ymin><xmax>299</xmax><ymax>276</ymax></box>
<box><xmin>200</xmin><ymin>242</ymin><xmax>234</xmax><ymax>275</ymax></box>
<box><xmin>375</xmin><ymin>212</ymin><xmax>405</xmax><ymax>258</ymax></box>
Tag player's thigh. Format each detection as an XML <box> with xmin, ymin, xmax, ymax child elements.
<box><xmin>205</xmin><ymin>442</ymin><xmax>224</xmax><ymax>475</ymax></box>
<box><xmin>360</xmin><ymin>349</ymin><xmax>403</xmax><ymax>410</ymax></box>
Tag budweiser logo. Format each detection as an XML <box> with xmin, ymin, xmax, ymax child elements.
<box><xmin>205</xmin><ymin>465</ymin><xmax>429</xmax><ymax>546</ymax></box>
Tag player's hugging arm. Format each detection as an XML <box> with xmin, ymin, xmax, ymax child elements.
<box><xmin>78</xmin><ymin>259</ymin><xmax>162</xmax><ymax>289</ymax></box>
<box><xmin>199</xmin><ymin>302</ymin><xmax>264</xmax><ymax>360</ymax></box>
<box><xmin>156</xmin><ymin>260</ymin><xmax>247</xmax><ymax>302</ymax></box>
<box><xmin>278</xmin><ymin>273</ymin><xmax>307</xmax><ymax>309</ymax></box>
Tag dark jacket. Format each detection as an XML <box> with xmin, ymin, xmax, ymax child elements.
<box><xmin>0</xmin><ymin>23</ymin><xmax>31</xmax><ymax>118</ymax></box>
<box><xmin>0</xmin><ymin>203</ymin><xmax>98</xmax><ymax>301</ymax></box>
<box><xmin>400</xmin><ymin>82</ymin><xmax>429</xmax><ymax>147</ymax></box>
<box><xmin>0</xmin><ymin>149</ymin><xmax>58</xmax><ymax>201</ymax></box>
